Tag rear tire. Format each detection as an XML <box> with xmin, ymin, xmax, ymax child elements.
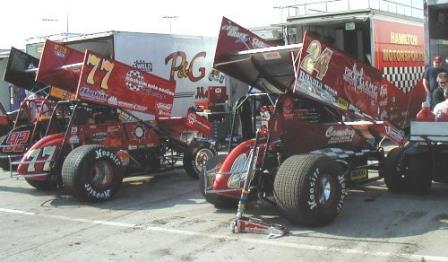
<box><xmin>406</xmin><ymin>153</ymin><xmax>432</xmax><ymax>195</ymax></box>
<box><xmin>183</xmin><ymin>141</ymin><xmax>216</xmax><ymax>179</ymax></box>
<box><xmin>382</xmin><ymin>147</ymin><xmax>407</xmax><ymax>193</ymax></box>
<box><xmin>274</xmin><ymin>154</ymin><xmax>345</xmax><ymax>226</ymax></box>
<box><xmin>199</xmin><ymin>155</ymin><xmax>238</xmax><ymax>209</ymax></box>
<box><xmin>62</xmin><ymin>145</ymin><xmax>123</xmax><ymax>202</ymax></box>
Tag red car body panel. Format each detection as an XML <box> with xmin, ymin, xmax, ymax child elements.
<box><xmin>17</xmin><ymin>133</ymin><xmax>64</xmax><ymax>179</ymax></box>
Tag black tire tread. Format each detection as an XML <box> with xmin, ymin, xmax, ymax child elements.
<box><xmin>382</xmin><ymin>147</ymin><xmax>406</xmax><ymax>193</ymax></box>
<box><xmin>62</xmin><ymin>145</ymin><xmax>122</xmax><ymax>202</ymax></box>
<box><xmin>274</xmin><ymin>154</ymin><xmax>343</xmax><ymax>226</ymax></box>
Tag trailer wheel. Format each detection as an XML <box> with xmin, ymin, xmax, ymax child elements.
<box><xmin>382</xmin><ymin>147</ymin><xmax>407</xmax><ymax>193</ymax></box>
<box><xmin>273</xmin><ymin>154</ymin><xmax>345</xmax><ymax>226</ymax></box>
<box><xmin>406</xmin><ymin>153</ymin><xmax>432</xmax><ymax>195</ymax></box>
<box><xmin>62</xmin><ymin>145</ymin><xmax>123</xmax><ymax>202</ymax></box>
<box><xmin>199</xmin><ymin>154</ymin><xmax>238</xmax><ymax>209</ymax></box>
<box><xmin>183</xmin><ymin>141</ymin><xmax>216</xmax><ymax>179</ymax></box>
<box><xmin>24</xmin><ymin>178</ymin><xmax>58</xmax><ymax>191</ymax></box>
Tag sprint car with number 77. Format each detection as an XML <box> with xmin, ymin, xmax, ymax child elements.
<box><xmin>15</xmin><ymin>40</ymin><xmax>215</xmax><ymax>202</ymax></box>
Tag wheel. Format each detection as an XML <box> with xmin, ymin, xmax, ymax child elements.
<box><xmin>62</xmin><ymin>145</ymin><xmax>123</xmax><ymax>202</ymax></box>
<box><xmin>24</xmin><ymin>178</ymin><xmax>58</xmax><ymax>191</ymax></box>
<box><xmin>382</xmin><ymin>147</ymin><xmax>407</xmax><ymax>193</ymax></box>
<box><xmin>199</xmin><ymin>154</ymin><xmax>238</xmax><ymax>209</ymax></box>
<box><xmin>406</xmin><ymin>153</ymin><xmax>432</xmax><ymax>195</ymax></box>
<box><xmin>273</xmin><ymin>154</ymin><xmax>346</xmax><ymax>227</ymax></box>
<box><xmin>183</xmin><ymin>141</ymin><xmax>216</xmax><ymax>179</ymax></box>
<box><xmin>0</xmin><ymin>135</ymin><xmax>9</xmax><ymax>170</ymax></box>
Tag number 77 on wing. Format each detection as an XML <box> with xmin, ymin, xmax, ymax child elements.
<box><xmin>76</xmin><ymin>50</ymin><xmax>176</xmax><ymax>116</ymax></box>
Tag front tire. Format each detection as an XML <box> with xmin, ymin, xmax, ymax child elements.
<box><xmin>274</xmin><ymin>154</ymin><xmax>345</xmax><ymax>226</ymax></box>
<box><xmin>183</xmin><ymin>141</ymin><xmax>216</xmax><ymax>179</ymax></box>
<box><xmin>62</xmin><ymin>145</ymin><xmax>123</xmax><ymax>202</ymax></box>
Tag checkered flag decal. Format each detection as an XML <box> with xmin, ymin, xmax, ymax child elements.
<box><xmin>383</xmin><ymin>66</ymin><xmax>425</xmax><ymax>93</ymax></box>
<box><xmin>311</xmin><ymin>148</ymin><xmax>372</xmax><ymax>159</ymax></box>
<box><xmin>126</xmin><ymin>70</ymin><xmax>144</xmax><ymax>91</ymax></box>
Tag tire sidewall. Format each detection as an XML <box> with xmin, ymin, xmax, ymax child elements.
<box><xmin>300</xmin><ymin>157</ymin><xmax>346</xmax><ymax>223</ymax></box>
<box><xmin>74</xmin><ymin>147</ymin><xmax>123</xmax><ymax>201</ymax></box>
<box><xmin>184</xmin><ymin>141</ymin><xmax>216</xmax><ymax>179</ymax></box>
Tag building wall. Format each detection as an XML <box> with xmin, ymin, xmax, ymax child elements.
<box><xmin>0</xmin><ymin>58</ymin><xmax>11</xmax><ymax>111</ymax></box>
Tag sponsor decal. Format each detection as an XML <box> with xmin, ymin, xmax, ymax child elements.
<box><xmin>208</xmin><ymin>69</ymin><xmax>225</xmax><ymax>83</ymax></box>
<box><xmin>92</xmin><ymin>132</ymin><xmax>107</xmax><ymax>142</ymax></box>
<box><xmin>79</xmin><ymin>87</ymin><xmax>108</xmax><ymax>103</ymax></box>
<box><xmin>69</xmin><ymin>135</ymin><xmax>80</xmax><ymax>144</ymax></box>
<box><xmin>107</xmin><ymin>126</ymin><xmax>120</xmax><ymax>132</ymax></box>
<box><xmin>116</xmin><ymin>150</ymin><xmax>130</xmax><ymax>166</ymax></box>
<box><xmin>221</xmin><ymin>21</ymin><xmax>270</xmax><ymax>49</ymax></box>
<box><xmin>343</xmin><ymin>64</ymin><xmax>381</xmax><ymax>101</ymax></box>
<box><xmin>132</xmin><ymin>60</ymin><xmax>153</xmax><ymax>72</ymax></box>
<box><xmin>134</xmin><ymin>126</ymin><xmax>144</xmax><ymax>139</ymax></box>
<box><xmin>165</xmin><ymin>51</ymin><xmax>206</xmax><ymax>82</ymax></box>
<box><xmin>124</xmin><ymin>70</ymin><xmax>174</xmax><ymax>100</ymax></box>
<box><xmin>297</xmin><ymin>70</ymin><xmax>337</xmax><ymax>104</ymax></box>
<box><xmin>350</xmin><ymin>169</ymin><xmax>368</xmax><ymax>181</ymax></box>
<box><xmin>107</xmin><ymin>96</ymin><xmax>118</xmax><ymax>106</ymax></box>
<box><xmin>384</xmin><ymin>125</ymin><xmax>405</xmax><ymax>144</ymax></box>
<box><xmin>53</xmin><ymin>44</ymin><xmax>68</xmax><ymax>58</ymax></box>
<box><xmin>325</xmin><ymin>126</ymin><xmax>356</xmax><ymax>144</ymax></box>
<box><xmin>187</xmin><ymin>112</ymin><xmax>196</xmax><ymax>126</ymax></box>
<box><xmin>187</xmin><ymin>112</ymin><xmax>211</xmax><ymax>131</ymax></box>
<box><xmin>117</xmin><ymin>100</ymin><xmax>148</xmax><ymax>112</ymax></box>
<box><xmin>125</xmin><ymin>70</ymin><xmax>145</xmax><ymax>92</ymax></box>
<box><xmin>263</xmin><ymin>51</ymin><xmax>281</xmax><ymax>60</ymax></box>
<box><xmin>156</xmin><ymin>102</ymin><xmax>173</xmax><ymax>115</ymax></box>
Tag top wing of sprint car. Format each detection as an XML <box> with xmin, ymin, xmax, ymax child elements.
<box><xmin>35</xmin><ymin>40</ymin><xmax>177</xmax><ymax>116</ymax></box>
<box><xmin>214</xmin><ymin>17</ymin><xmax>425</xmax><ymax>132</ymax></box>
<box><xmin>4</xmin><ymin>47</ymin><xmax>47</xmax><ymax>95</ymax></box>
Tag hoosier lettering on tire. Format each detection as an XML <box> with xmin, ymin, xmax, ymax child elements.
<box><xmin>62</xmin><ymin>145</ymin><xmax>123</xmax><ymax>202</ymax></box>
<box><xmin>273</xmin><ymin>154</ymin><xmax>346</xmax><ymax>227</ymax></box>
